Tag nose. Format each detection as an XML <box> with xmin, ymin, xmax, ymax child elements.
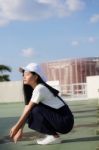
<box><xmin>23</xmin><ymin>76</ymin><xmax>26</xmax><ymax>81</ymax></box>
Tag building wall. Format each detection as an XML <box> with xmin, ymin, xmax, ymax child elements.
<box><xmin>42</xmin><ymin>57</ymin><xmax>99</xmax><ymax>95</ymax></box>
<box><xmin>0</xmin><ymin>80</ymin><xmax>61</xmax><ymax>103</ymax></box>
<box><xmin>87</xmin><ymin>76</ymin><xmax>99</xmax><ymax>99</ymax></box>
<box><xmin>0</xmin><ymin>77</ymin><xmax>99</xmax><ymax>103</ymax></box>
<box><xmin>0</xmin><ymin>57</ymin><xmax>99</xmax><ymax>103</ymax></box>
<box><xmin>0</xmin><ymin>81</ymin><xmax>24</xmax><ymax>103</ymax></box>
<box><xmin>42</xmin><ymin>57</ymin><xmax>99</xmax><ymax>84</ymax></box>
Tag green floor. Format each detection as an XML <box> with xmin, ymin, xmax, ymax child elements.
<box><xmin>0</xmin><ymin>99</ymin><xmax>99</xmax><ymax>150</ymax></box>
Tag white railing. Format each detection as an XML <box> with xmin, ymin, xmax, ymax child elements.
<box><xmin>60</xmin><ymin>83</ymin><xmax>87</xmax><ymax>98</ymax></box>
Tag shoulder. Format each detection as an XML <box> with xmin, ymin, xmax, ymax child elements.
<box><xmin>34</xmin><ymin>84</ymin><xmax>46</xmax><ymax>93</ymax></box>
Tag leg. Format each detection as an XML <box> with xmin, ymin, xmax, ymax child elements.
<box><xmin>27</xmin><ymin>105</ymin><xmax>57</xmax><ymax>135</ymax></box>
<box><xmin>37</xmin><ymin>103</ymin><xmax>74</xmax><ymax>134</ymax></box>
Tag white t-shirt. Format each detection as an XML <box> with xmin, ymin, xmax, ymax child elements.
<box><xmin>31</xmin><ymin>84</ymin><xmax>64</xmax><ymax>109</ymax></box>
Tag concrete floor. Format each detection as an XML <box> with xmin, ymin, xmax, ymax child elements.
<box><xmin>0</xmin><ymin>99</ymin><xmax>99</xmax><ymax>150</ymax></box>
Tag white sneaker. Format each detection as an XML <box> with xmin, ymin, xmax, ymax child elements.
<box><xmin>36</xmin><ymin>135</ymin><xmax>61</xmax><ymax>145</ymax></box>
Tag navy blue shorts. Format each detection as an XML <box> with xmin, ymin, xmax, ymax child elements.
<box><xmin>26</xmin><ymin>103</ymin><xmax>74</xmax><ymax>135</ymax></box>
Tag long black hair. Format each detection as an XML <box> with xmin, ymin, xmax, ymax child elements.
<box><xmin>23</xmin><ymin>72</ymin><xmax>59</xmax><ymax>105</ymax></box>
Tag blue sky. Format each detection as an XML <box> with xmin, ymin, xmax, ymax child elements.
<box><xmin>0</xmin><ymin>0</ymin><xmax>99</xmax><ymax>80</ymax></box>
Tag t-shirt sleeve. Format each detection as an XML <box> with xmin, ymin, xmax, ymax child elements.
<box><xmin>30</xmin><ymin>86</ymin><xmax>44</xmax><ymax>104</ymax></box>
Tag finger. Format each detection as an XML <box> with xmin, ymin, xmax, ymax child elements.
<box><xmin>10</xmin><ymin>131</ymin><xmax>12</xmax><ymax>138</ymax></box>
<box><xmin>10</xmin><ymin>131</ymin><xmax>15</xmax><ymax>138</ymax></box>
<box><xmin>10</xmin><ymin>129</ymin><xmax>13</xmax><ymax>137</ymax></box>
<box><xmin>9</xmin><ymin>130</ymin><xmax>12</xmax><ymax>135</ymax></box>
<box><xmin>10</xmin><ymin>132</ymin><xmax>14</xmax><ymax>138</ymax></box>
<box><xmin>14</xmin><ymin>139</ymin><xmax>17</xmax><ymax>144</ymax></box>
<box><xmin>13</xmin><ymin>136</ymin><xmax>18</xmax><ymax>144</ymax></box>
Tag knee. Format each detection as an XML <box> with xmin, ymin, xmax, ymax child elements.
<box><xmin>31</xmin><ymin>106</ymin><xmax>40</xmax><ymax>115</ymax></box>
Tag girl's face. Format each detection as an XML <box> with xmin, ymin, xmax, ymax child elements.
<box><xmin>23</xmin><ymin>71</ymin><xmax>38</xmax><ymax>87</ymax></box>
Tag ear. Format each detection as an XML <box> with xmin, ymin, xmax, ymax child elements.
<box><xmin>34</xmin><ymin>74</ymin><xmax>39</xmax><ymax>80</ymax></box>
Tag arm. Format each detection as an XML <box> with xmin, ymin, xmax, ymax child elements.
<box><xmin>10</xmin><ymin>101</ymin><xmax>37</xmax><ymax>138</ymax></box>
<box><xmin>15</xmin><ymin>102</ymin><xmax>35</xmax><ymax>129</ymax></box>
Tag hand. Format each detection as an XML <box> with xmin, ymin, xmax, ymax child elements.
<box><xmin>13</xmin><ymin>129</ymin><xmax>23</xmax><ymax>143</ymax></box>
<box><xmin>10</xmin><ymin>125</ymin><xmax>19</xmax><ymax>139</ymax></box>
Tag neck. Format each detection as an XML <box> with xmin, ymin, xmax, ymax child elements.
<box><xmin>31</xmin><ymin>82</ymin><xmax>38</xmax><ymax>89</ymax></box>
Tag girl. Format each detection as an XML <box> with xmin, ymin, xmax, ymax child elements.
<box><xmin>10</xmin><ymin>63</ymin><xmax>74</xmax><ymax>145</ymax></box>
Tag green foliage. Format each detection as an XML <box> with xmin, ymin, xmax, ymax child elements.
<box><xmin>0</xmin><ymin>65</ymin><xmax>12</xmax><ymax>81</ymax></box>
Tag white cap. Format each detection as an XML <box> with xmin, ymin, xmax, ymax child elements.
<box><xmin>20</xmin><ymin>63</ymin><xmax>47</xmax><ymax>82</ymax></box>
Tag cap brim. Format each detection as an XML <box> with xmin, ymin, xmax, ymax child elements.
<box><xmin>19</xmin><ymin>67</ymin><xmax>25</xmax><ymax>73</ymax></box>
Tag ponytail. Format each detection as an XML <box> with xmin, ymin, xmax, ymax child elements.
<box><xmin>34</xmin><ymin>72</ymin><xmax>59</xmax><ymax>97</ymax></box>
<box><xmin>23</xmin><ymin>84</ymin><xmax>33</xmax><ymax>105</ymax></box>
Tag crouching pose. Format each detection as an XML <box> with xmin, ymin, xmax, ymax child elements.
<box><xmin>10</xmin><ymin>63</ymin><xmax>74</xmax><ymax>145</ymax></box>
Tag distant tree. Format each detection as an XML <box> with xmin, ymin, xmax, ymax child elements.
<box><xmin>0</xmin><ymin>65</ymin><xmax>12</xmax><ymax>81</ymax></box>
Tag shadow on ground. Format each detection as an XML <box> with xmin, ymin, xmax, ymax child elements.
<box><xmin>0</xmin><ymin>131</ymin><xmax>99</xmax><ymax>145</ymax></box>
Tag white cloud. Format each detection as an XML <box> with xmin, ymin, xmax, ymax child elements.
<box><xmin>66</xmin><ymin>0</ymin><xmax>85</xmax><ymax>12</ymax></box>
<box><xmin>71</xmin><ymin>40</ymin><xmax>79</xmax><ymax>46</ymax></box>
<box><xmin>88</xmin><ymin>37</ymin><xmax>96</xmax><ymax>43</ymax></box>
<box><xmin>0</xmin><ymin>18</ymin><xmax>9</xmax><ymax>26</ymax></box>
<box><xmin>90</xmin><ymin>14</ymin><xmax>99</xmax><ymax>23</ymax></box>
<box><xmin>21</xmin><ymin>48</ymin><xmax>35</xmax><ymax>57</ymax></box>
<box><xmin>37</xmin><ymin>0</ymin><xmax>55</xmax><ymax>4</ymax></box>
<box><xmin>0</xmin><ymin>0</ymin><xmax>85</xmax><ymax>26</ymax></box>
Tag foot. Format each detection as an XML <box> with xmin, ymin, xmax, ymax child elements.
<box><xmin>36</xmin><ymin>135</ymin><xmax>61</xmax><ymax>145</ymax></box>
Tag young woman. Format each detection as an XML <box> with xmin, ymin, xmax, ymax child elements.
<box><xmin>10</xmin><ymin>63</ymin><xmax>74</xmax><ymax>145</ymax></box>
